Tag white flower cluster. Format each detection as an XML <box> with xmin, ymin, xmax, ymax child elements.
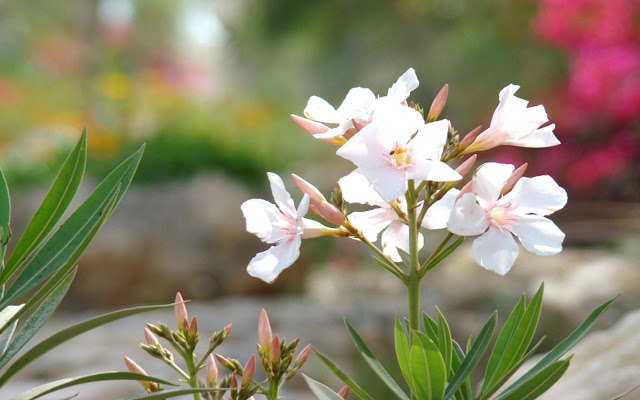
<box><xmin>242</xmin><ymin>68</ymin><xmax>565</xmax><ymax>282</ymax></box>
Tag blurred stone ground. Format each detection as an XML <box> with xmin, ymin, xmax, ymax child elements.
<box><xmin>4</xmin><ymin>173</ymin><xmax>640</xmax><ymax>399</ymax></box>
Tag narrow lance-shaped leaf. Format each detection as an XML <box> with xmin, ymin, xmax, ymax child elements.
<box><xmin>496</xmin><ymin>295</ymin><xmax>618</xmax><ymax>399</ymax></box>
<box><xmin>345</xmin><ymin>320</ymin><xmax>409</xmax><ymax>400</ymax></box>
<box><xmin>123</xmin><ymin>387</ymin><xmax>225</xmax><ymax>400</ymax></box>
<box><xmin>304</xmin><ymin>374</ymin><xmax>350</xmax><ymax>400</ymax></box>
<box><xmin>0</xmin><ymin>301</ymin><xmax>174</xmax><ymax>387</ymax></box>
<box><xmin>422</xmin><ymin>312</ymin><xmax>439</xmax><ymax>344</ymax></box>
<box><xmin>443</xmin><ymin>312</ymin><xmax>496</xmax><ymax>400</ymax></box>
<box><xmin>450</xmin><ymin>341</ymin><xmax>472</xmax><ymax>400</ymax></box>
<box><xmin>13</xmin><ymin>371</ymin><xmax>177</xmax><ymax>400</ymax></box>
<box><xmin>410</xmin><ymin>330</ymin><xmax>446</xmax><ymax>400</ymax></box>
<box><xmin>395</xmin><ymin>316</ymin><xmax>413</xmax><ymax>392</ymax></box>
<box><xmin>3</xmin><ymin>130</ymin><xmax>87</xmax><ymax>282</ymax></box>
<box><xmin>0</xmin><ymin>267</ymin><xmax>77</xmax><ymax>369</ymax></box>
<box><xmin>0</xmin><ymin>145</ymin><xmax>144</xmax><ymax>308</ymax></box>
<box><xmin>495</xmin><ymin>358</ymin><xmax>571</xmax><ymax>400</ymax></box>
<box><xmin>313</xmin><ymin>347</ymin><xmax>375</xmax><ymax>400</ymax></box>
<box><xmin>0</xmin><ymin>169</ymin><xmax>10</xmax><ymax>263</ymax></box>
<box><xmin>436</xmin><ymin>308</ymin><xmax>452</xmax><ymax>377</ymax></box>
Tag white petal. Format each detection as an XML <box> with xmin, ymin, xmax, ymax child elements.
<box><xmin>386</xmin><ymin>68</ymin><xmax>419</xmax><ymax>102</ymax></box>
<box><xmin>313</xmin><ymin>120</ymin><xmax>354</xmax><ymax>140</ymax></box>
<box><xmin>381</xmin><ymin>221</ymin><xmax>423</xmax><ymax>262</ymax></box>
<box><xmin>372</xmin><ymin>102</ymin><xmax>425</xmax><ymax>146</ymax></box>
<box><xmin>501</xmin><ymin>175</ymin><xmax>567</xmax><ymax>216</ymax></box>
<box><xmin>504</xmin><ymin>123</ymin><xmax>560</xmax><ymax>148</ymax></box>
<box><xmin>360</xmin><ymin>166</ymin><xmax>408</xmax><ymax>203</ymax></box>
<box><xmin>336</xmin><ymin>87</ymin><xmax>376</xmax><ymax>121</ymax></box>
<box><xmin>447</xmin><ymin>193</ymin><xmax>489</xmax><ymax>236</ymax></box>
<box><xmin>422</xmin><ymin>189</ymin><xmax>459</xmax><ymax>230</ymax></box>
<box><xmin>347</xmin><ymin>208</ymin><xmax>394</xmax><ymax>242</ymax></box>
<box><xmin>509</xmin><ymin>214</ymin><xmax>565</xmax><ymax>256</ymax></box>
<box><xmin>336</xmin><ymin>123</ymin><xmax>389</xmax><ymax>169</ymax></box>
<box><xmin>247</xmin><ymin>235</ymin><xmax>301</xmax><ymax>283</ymax></box>
<box><xmin>471</xmin><ymin>227</ymin><xmax>519</xmax><ymax>275</ymax></box>
<box><xmin>338</xmin><ymin>171</ymin><xmax>386</xmax><ymax>207</ymax></box>
<box><xmin>296</xmin><ymin>194</ymin><xmax>310</xmax><ymax>219</ymax></box>
<box><xmin>411</xmin><ymin>119</ymin><xmax>449</xmax><ymax>161</ymax></box>
<box><xmin>304</xmin><ymin>96</ymin><xmax>341</xmax><ymax>123</ymax></box>
<box><xmin>241</xmin><ymin>199</ymin><xmax>287</xmax><ymax>243</ymax></box>
<box><xmin>425</xmin><ymin>161</ymin><xmax>462</xmax><ymax>182</ymax></box>
<box><xmin>301</xmin><ymin>218</ymin><xmax>330</xmax><ymax>239</ymax></box>
<box><xmin>267</xmin><ymin>172</ymin><xmax>297</xmax><ymax>217</ymax></box>
<box><xmin>472</xmin><ymin>163</ymin><xmax>514</xmax><ymax>206</ymax></box>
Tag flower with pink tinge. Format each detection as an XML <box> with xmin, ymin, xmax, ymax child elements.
<box><xmin>337</xmin><ymin>102</ymin><xmax>461</xmax><ymax>202</ymax></box>
<box><xmin>241</xmin><ymin>173</ymin><xmax>329</xmax><ymax>283</ymax></box>
<box><xmin>339</xmin><ymin>171</ymin><xmax>428</xmax><ymax>262</ymax></box>
<box><xmin>294</xmin><ymin>68</ymin><xmax>419</xmax><ymax>143</ymax></box>
<box><xmin>461</xmin><ymin>84</ymin><xmax>559</xmax><ymax>155</ymax></box>
<box><xmin>423</xmin><ymin>162</ymin><xmax>567</xmax><ymax>275</ymax></box>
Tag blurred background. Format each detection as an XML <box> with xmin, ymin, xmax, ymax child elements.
<box><xmin>1</xmin><ymin>0</ymin><xmax>639</xmax><ymax>398</ymax></box>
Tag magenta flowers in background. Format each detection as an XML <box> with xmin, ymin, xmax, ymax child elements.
<box><xmin>499</xmin><ymin>0</ymin><xmax>639</xmax><ymax>198</ymax></box>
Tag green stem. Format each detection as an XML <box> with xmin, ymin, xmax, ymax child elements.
<box><xmin>419</xmin><ymin>232</ymin><xmax>453</xmax><ymax>276</ymax></box>
<box><xmin>359</xmin><ymin>235</ymin><xmax>407</xmax><ymax>281</ymax></box>
<box><xmin>405</xmin><ymin>180</ymin><xmax>421</xmax><ymax>333</ymax></box>
<box><xmin>184</xmin><ymin>353</ymin><xmax>202</xmax><ymax>400</ymax></box>
<box><xmin>267</xmin><ymin>379</ymin><xmax>279</xmax><ymax>400</ymax></box>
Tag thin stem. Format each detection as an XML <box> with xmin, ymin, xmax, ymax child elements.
<box><xmin>359</xmin><ymin>235</ymin><xmax>407</xmax><ymax>281</ymax></box>
<box><xmin>419</xmin><ymin>232</ymin><xmax>453</xmax><ymax>276</ymax></box>
<box><xmin>165</xmin><ymin>359</ymin><xmax>191</xmax><ymax>381</ymax></box>
<box><xmin>184</xmin><ymin>352</ymin><xmax>202</xmax><ymax>400</ymax></box>
<box><xmin>405</xmin><ymin>180</ymin><xmax>421</xmax><ymax>333</ymax></box>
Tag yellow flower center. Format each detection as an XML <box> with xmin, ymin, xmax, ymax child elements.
<box><xmin>489</xmin><ymin>204</ymin><xmax>512</xmax><ymax>226</ymax></box>
<box><xmin>389</xmin><ymin>147</ymin><xmax>412</xmax><ymax>168</ymax></box>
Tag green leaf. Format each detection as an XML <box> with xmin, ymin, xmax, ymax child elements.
<box><xmin>423</xmin><ymin>237</ymin><xmax>465</xmax><ymax>272</ymax></box>
<box><xmin>3</xmin><ymin>130</ymin><xmax>87</xmax><ymax>282</ymax></box>
<box><xmin>313</xmin><ymin>347</ymin><xmax>375</xmax><ymax>400</ymax></box>
<box><xmin>496</xmin><ymin>294</ymin><xmax>618</xmax><ymax>399</ymax></box>
<box><xmin>0</xmin><ymin>301</ymin><xmax>173</xmax><ymax>387</ymax></box>
<box><xmin>13</xmin><ymin>371</ymin><xmax>177</xmax><ymax>400</ymax></box>
<box><xmin>395</xmin><ymin>315</ymin><xmax>413</xmax><ymax>391</ymax></box>
<box><xmin>495</xmin><ymin>358</ymin><xmax>571</xmax><ymax>400</ymax></box>
<box><xmin>422</xmin><ymin>312</ymin><xmax>439</xmax><ymax>345</ymax></box>
<box><xmin>0</xmin><ymin>168</ymin><xmax>10</xmax><ymax>262</ymax></box>
<box><xmin>435</xmin><ymin>308</ymin><xmax>452</xmax><ymax>378</ymax></box>
<box><xmin>303</xmin><ymin>374</ymin><xmax>348</xmax><ymax>400</ymax></box>
<box><xmin>123</xmin><ymin>388</ymin><xmax>223</xmax><ymax>400</ymax></box>
<box><xmin>345</xmin><ymin>320</ymin><xmax>409</xmax><ymax>400</ymax></box>
<box><xmin>410</xmin><ymin>331</ymin><xmax>446</xmax><ymax>400</ymax></box>
<box><xmin>443</xmin><ymin>312</ymin><xmax>496</xmax><ymax>400</ymax></box>
<box><xmin>0</xmin><ymin>145</ymin><xmax>143</xmax><ymax>308</ymax></box>
<box><xmin>0</xmin><ymin>267</ymin><xmax>76</xmax><ymax>369</ymax></box>
<box><xmin>450</xmin><ymin>341</ymin><xmax>472</xmax><ymax>400</ymax></box>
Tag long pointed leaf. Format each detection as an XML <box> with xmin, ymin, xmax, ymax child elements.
<box><xmin>496</xmin><ymin>358</ymin><xmax>571</xmax><ymax>400</ymax></box>
<box><xmin>123</xmin><ymin>388</ymin><xmax>223</xmax><ymax>400</ymax></box>
<box><xmin>496</xmin><ymin>295</ymin><xmax>617</xmax><ymax>399</ymax></box>
<box><xmin>313</xmin><ymin>347</ymin><xmax>375</xmax><ymax>400</ymax></box>
<box><xmin>3</xmin><ymin>131</ymin><xmax>87</xmax><ymax>281</ymax></box>
<box><xmin>422</xmin><ymin>313</ymin><xmax>439</xmax><ymax>345</ymax></box>
<box><xmin>0</xmin><ymin>267</ymin><xmax>77</xmax><ymax>369</ymax></box>
<box><xmin>395</xmin><ymin>316</ymin><xmax>413</xmax><ymax>391</ymax></box>
<box><xmin>0</xmin><ymin>169</ymin><xmax>10</xmax><ymax>263</ymax></box>
<box><xmin>0</xmin><ymin>145</ymin><xmax>143</xmax><ymax>308</ymax></box>
<box><xmin>450</xmin><ymin>341</ymin><xmax>472</xmax><ymax>400</ymax></box>
<box><xmin>410</xmin><ymin>331</ymin><xmax>446</xmax><ymax>400</ymax></box>
<box><xmin>443</xmin><ymin>312</ymin><xmax>496</xmax><ymax>400</ymax></box>
<box><xmin>13</xmin><ymin>371</ymin><xmax>176</xmax><ymax>400</ymax></box>
<box><xmin>304</xmin><ymin>374</ymin><xmax>349</xmax><ymax>400</ymax></box>
<box><xmin>435</xmin><ymin>308</ymin><xmax>452</xmax><ymax>378</ymax></box>
<box><xmin>0</xmin><ymin>301</ymin><xmax>173</xmax><ymax>387</ymax></box>
<box><xmin>345</xmin><ymin>320</ymin><xmax>409</xmax><ymax>400</ymax></box>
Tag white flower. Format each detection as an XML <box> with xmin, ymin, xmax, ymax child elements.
<box><xmin>461</xmin><ymin>84</ymin><xmax>559</xmax><ymax>154</ymax></box>
<box><xmin>298</xmin><ymin>68</ymin><xmax>419</xmax><ymax>143</ymax></box>
<box><xmin>424</xmin><ymin>162</ymin><xmax>567</xmax><ymax>275</ymax></box>
<box><xmin>241</xmin><ymin>173</ymin><xmax>327</xmax><ymax>283</ymax></box>
<box><xmin>339</xmin><ymin>171</ymin><xmax>426</xmax><ymax>262</ymax></box>
<box><xmin>336</xmin><ymin>102</ymin><xmax>461</xmax><ymax>202</ymax></box>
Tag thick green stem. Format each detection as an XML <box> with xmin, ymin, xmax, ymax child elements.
<box><xmin>184</xmin><ymin>353</ymin><xmax>202</xmax><ymax>400</ymax></box>
<box><xmin>405</xmin><ymin>180</ymin><xmax>421</xmax><ymax>333</ymax></box>
<box><xmin>267</xmin><ymin>379</ymin><xmax>279</xmax><ymax>400</ymax></box>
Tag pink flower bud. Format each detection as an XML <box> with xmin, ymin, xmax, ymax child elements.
<box><xmin>337</xmin><ymin>385</ymin><xmax>350</xmax><ymax>399</ymax></box>
<box><xmin>295</xmin><ymin>344</ymin><xmax>311</xmax><ymax>367</ymax></box>
<box><xmin>189</xmin><ymin>316</ymin><xmax>199</xmax><ymax>335</ymax></box>
<box><xmin>229</xmin><ymin>371</ymin><xmax>238</xmax><ymax>389</ymax></box>
<box><xmin>458</xmin><ymin>125</ymin><xmax>483</xmax><ymax>153</ymax></box>
<box><xmin>455</xmin><ymin>154</ymin><xmax>477</xmax><ymax>178</ymax></box>
<box><xmin>124</xmin><ymin>356</ymin><xmax>158</xmax><ymax>392</ymax></box>
<box><xmin>456</xmin><ymin>180</ymin><xmax>474</xmax><ymax>201</ymax></box>
<box><xmin>291</xmin><ymin>174</ymin><xmax>346</xmax><ymax>225</ymax></box>
<box><xmin>206</xmin><ymin>354</ymin><xmax>218</xmax><ymax>387</ymax></box>
<box><xmin>174</xmin><ymin>292</ymin><xmax>189</xmax><ymax>331</ymax></box>
<box><xmin>241</xmin><ymin>354</ymin><xmax>256</xmax><ymax>387</ymax></box>
<box><xmin>224</xmin><ymin>323</ymin><xmax>232</xmax><ymax>335</ymax></box>
<box><xmin>501</xmin><ymin>163</ymin><xmax>528</xmax><ymax>195</ymax></box>
<box><xmin>215</xmin><ymin>354</ymin><xmax>235</xmax><ymax>371</ymax></box>
<box><xmin>291</xmin><ymin>114</ymin><xmax>346</xmax><ymax>145</ymax></box>
<box><xmin>144</xmin><ymin>327</ymin><xmax>159</xmax><ymax>345</ymax></box>
<box><xmin>427</xmin><ymin>84</ymin><xmax>449</xmax><ymax>122</ymax></box>
<box><xmin>258</xmin><ymin>309</ymin><xmax>272</xmax><ymax>351</ymax></box>
<box><xmin>269</xmin><ymin>334</ymin><xmax>281</xmax><ymax>362</ymax></box>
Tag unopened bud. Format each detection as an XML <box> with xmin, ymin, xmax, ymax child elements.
<box><xmin>458</xmin><ymin>126</ymin><xmax>483</xmax><ymax>153</ymax></box>
<box><xmin>291</xmin><ymin>174</ymin><xmax>346</xmax><ymax>225</ymax></box>
<box><xmin>224</xmin><ymin>324</ymin><xmax>232</xmax><ymax>335</ymax></box>
<box><xmin>456</xmin><ymin>181</ymin><xmax>474</xmax><ymax>201</ymax></box>
<box><xmin>455</xmin><ymin>154</ymin><xmax>477</xmax><ymax>178</ymax></box>
<box><xmin>229</xmin><ymin>371</ymin><xmax>238</xmax><ymax>389</ymax></box>
<box><xmin>290</xmin><ymin>114</ymin><xmax>345</xmax><ymax>145</ymax></box>
<box><xmin>269</xmin><ymin>334</ymin><xmax>281</xmax><ymax>363</ymax></box>
<box><xmin>258</xmin><ymin>309</ymin><xmax>272</xmax><ymax>352</ymax></box>
<box><xmin>242</xmin><ymin>354</ymin><xmax>256</xmax><ymax>387</ymax></box>
<box><xmin>338</xmin><ymin>385</ymin><xmax>351</xmax><ymax>399</ymax></box>
<box><xmin>295</xmin><ymin>344</ymin><xmax>311</xmax><ymax>367</ymax></box>
<box><xmin>189</xmin><ymin>316</ymin><xmax>199</xmax><ymax>335</ymax></box>
<box><xmin>427</xmin><ymin>84</ymin><xmax>448</xmax><ymax>122</ymax></box>
<box><xmin>174</xmin><ymin>292</ymin><xmax>189</xmax><ymax>331</ymax></box>
<box><xmin>502</xmin><ymin>163</ymin><xmax>528</xmax><ymax>195</ymax></box>
<box><xmin>215</xmin><ymin>354</ymin><xmax>236</xmax><ymax>371</ymax></box>
<box><xmin>206</xmin><ymin>354</ymin><xmax>218</xmax><ymax>387</ymax></box>
<box><xmin>124</xmin><ymin>356</ymin><xmax>158</xmax><ymax>392</ymax></box>
<box><xmin>144</xmin><ymin>327</ymin><xmax>159</xmax><ymax>345</ymax></box>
